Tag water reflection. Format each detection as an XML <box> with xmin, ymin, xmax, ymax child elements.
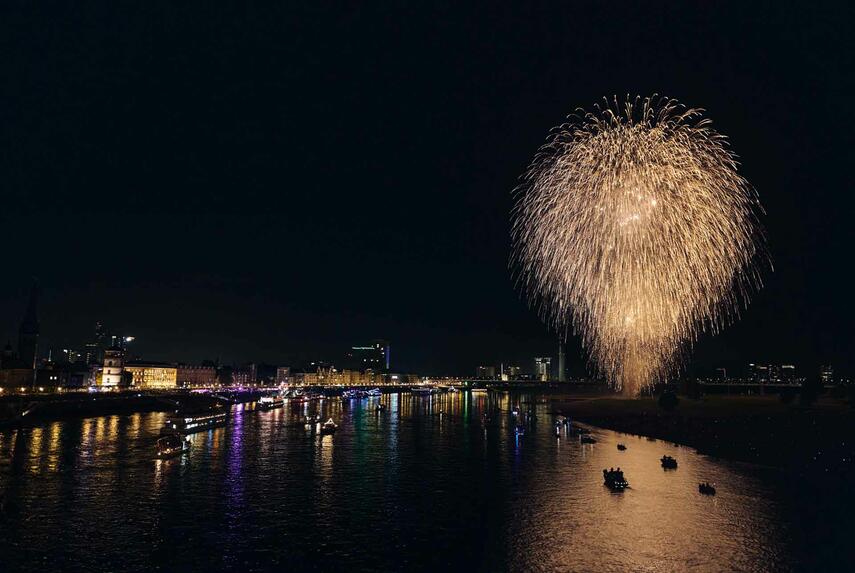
<box><xmin>0</xmin><ymin>391</ymin><xmax>845</xmax><ymax>571</ymax></box>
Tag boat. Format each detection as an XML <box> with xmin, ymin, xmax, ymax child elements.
<box><xmin>448</xmin><ymin>387</ymin><xmax>459</xmax><ymax>393</ymax></box>
<box><xmin>258</xmin><ymin>396</ymin><xmax>284</xmax><ymax>410</ymax></box>
<box><xmin>161</xmin><ymin>410</ymin><xmax>228</xmax><ymax>435</ymax></box>
<box><xmin>410</xmin><ymin>387</ymin><xmax>434</xmax><ymax>395</ymax></box>
<box><xmin>514</xmin><ymin>424</ymin><xmax>526</xmax><ymax>436</ymax></box>
<box><xmin>470</xmin><ymin>388</ymin><xmax>488</xmax><ymax>394</ymax></box>
<box><xmin>617</xmin><ymin>443</ymin><xmax>627</xmax><ymax>451</ymax></box>
<box><xmin>376</xmin><ymin>403</ymin><xmax>387</xmax><ymax>411</ymax></box>
<box><xmin>511</xmin><ymin>407</ymin><xmax>521</xmax><ymax>417</ymax></box>
<box><xmin>699</xmin><ymin>482</ymin><xmax>716</xmax><ymax>495</ymax></box>
<box><xmin>365</xmin><ymin>388</ymin><xmax>382</xmax><ymax>397</ymax></box>
<box><xmin>341</xmin><ymin>389</ymin><xmax>362</xmax><ymax>399</ymax></box>
<box><xmin>155</xmin><ymin>433</ymin><xmax>191</xmax><ymax>459</ymax></box>
<box><xmin>603</xmin><ymin>468</ymin><xmax>629</xmax><ymax>490</ymax></box>
<box><xmin>661</xmin><ymin>455</ymin><xmax>678</xmax><ymax>469</ymax></box>
<box><xmin>320</xmin><ymin>418</ymin><xmax>338</xmax><ymax>435</ymax></box>
<box><xmin>580</xmin><ymin>435</ymin><xmax>597</xmax><ymax>444</ymax></box>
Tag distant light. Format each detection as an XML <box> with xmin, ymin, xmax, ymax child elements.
<box><xmin>124</xmin><ymin>336</ymin><xmax>135</xmax><ymax>342</ymax></box>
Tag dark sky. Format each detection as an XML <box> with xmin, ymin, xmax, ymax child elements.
<box><xmin>1</xmin><ymin>2</ymin><xmax>852</xmax><ymax>377</ymax></box>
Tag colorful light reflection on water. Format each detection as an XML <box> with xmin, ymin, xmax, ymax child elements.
<box><xmin>0</xmin><ymin>392</ymin><xmax>849</xmax><ymax>571</ymax></box>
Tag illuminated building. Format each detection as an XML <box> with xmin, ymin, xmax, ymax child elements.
<box><xmin>84</xmin><ymin>321</ymin><xmax>107</xmax><ymax>365</ymax></box>
<box><xmin>781</xmin><ymin>365</ymin><xmax>795</xmax><ymax>383</ymax></box>
<box><xmin>231</xmin><ymin>364</ymin><xmax>257</xmax><ymax>387</ymax></box>
<box><xmin>558</xmin><ymin>342</ymin><xmax>566</xmax><ymax>382</ymax></box>
<box><xmin>346</xmin><ymin>340</ymin><xmax>390</xmax><ymax>371</ymax></box>
<box><xmin>820</xmin><ymin>365</ymin><xmax>834</xmax><ymax>385</ymax></box>
<box><xmin>176</xmin><ymin>365</ymin><xmax>217</xmax><ymax>388</ymax></box>
<box><xmin>534</xmin><ymin>357</ymin><xmax>552</xmax><ymax>382</ymax></box>
<box><xmin>476</xmin><ymin>365</ymin><xmax>496</xmax><ymax>379</ymax></box>
<box><xmin>749</xmin><ymin>363</ymin><xmax>769</xmax><ymax>383</ymax></box>
<box><xmin>101</xmin><ymin>347</ymin><xmax>124</xmax><ymax>388</ymax></box>
<box><xmin>276</xmin><ymin>366</ymin><xmax>291</xmax><ymax>385</ymax></box>
<box><xmin>124</xmin><ymin>362</ymin><xmax>178</xmax><ymax>389</ymax></box>
<box><xmin>500</xmin><ymin>365</ymin><xmax>521</xmax><ymax>381</ymax></box>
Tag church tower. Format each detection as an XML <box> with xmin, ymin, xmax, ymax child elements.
<box><xmin>18</xmin><ymin>282</ymin><xmax>40</xmax><ymax>370</ymax></box>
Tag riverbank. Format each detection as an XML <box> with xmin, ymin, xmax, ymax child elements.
<box><xmin>0</xmin><ymin>390</ymin><xmax>264</xmax><ymax>429</ymax></box>
<box><xmin>550</xmin><ymin>394</ymin><xmax>855</xmax><ymax>478</ymax></box>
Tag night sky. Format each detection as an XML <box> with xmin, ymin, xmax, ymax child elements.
<box><xmin>2</xmin><ymin>2</ymin><xmax>852</xmax><ymax>377</ymax></box>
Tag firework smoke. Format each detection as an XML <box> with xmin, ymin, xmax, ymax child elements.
<box><xmin>511</xmin><ymin>95</ymin><xmax>767</xmax><ymax>395</ymax></box>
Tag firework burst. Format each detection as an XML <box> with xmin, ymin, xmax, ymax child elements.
<box><xmin>511</xmin><ymin>95</ymin><xmax>768</xmax><ymax>395</ymax></box>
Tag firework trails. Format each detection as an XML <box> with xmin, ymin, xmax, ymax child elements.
<box><xmin>511</xmin><ymin>96</ymin><xmax>767</xmax><ymax>394</ymax></box>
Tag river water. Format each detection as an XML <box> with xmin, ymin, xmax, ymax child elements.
<box><xmin>0</xmin><ymin>391</ymin><xmax>848</xmax><ymax>572</ymax></box>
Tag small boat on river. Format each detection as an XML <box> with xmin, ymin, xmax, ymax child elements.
<box><xmin>699</xmin><ymin>482</ymin><xmax>717</xmax><ymax>495</ymax></box>
<box><xmin>155</xmin><ymin>433</ymin><xmax>191</xmax><ymax>459</ymax></box>
<box><xmin>320</xmin><ymin>419</ymin><xmax>338</xmax><ymax>435</ymax></box>
<box><xmin>603</xmin><ymin>468</ymin><xmax>628</xmax><ymax>490</ymax></box>
<box><xmin>661</xmin><ymin>455</ymin><xmax>678</xmax><ymax>469</ymax></box>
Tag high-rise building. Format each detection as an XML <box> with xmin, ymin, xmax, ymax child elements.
<box><xmin>500</xmin><ymin>364</ymin><xmax>521</xmax><ymax>380</ymax></box>
<box><xmin>475</xmin><ymin>365</ymin><xmax>496</xmax><ymax>379</ymax></box>
<box><xmin>714</xmin><ymin>367</ymin><xmax>728</xmax><ymax>381</ymax></box>
<box><xmin>85</xmin><ymin>322</ymin><xmax>107</xmax><ymax>365</ymax></box>
<box><xmin>749</xmin><ymin>363</ymin><xmax>769</xmax><ymax>383</ymax></box>
<box><xmin>768</xmin><ymin>364</ymin><xmax>781</xmax><ymax>382</ymax></box>
<box><xmin>558</xmin><ymin>341</ymin><xmax>566</xmax><ymax>382</ymax></box>
<box><xmin>276</xmin><ymin>366</ymin><xmax>291</xmax><ymax>385</ymax></box>
<box><xmin>781</xmin><ymin>365</ymin><xmax>795</xmax><ymax>383</ymax></box>
<box><xmin>347</xmin><ymin>340</ymin><xmax>390</xmax><ymax>372</ymax></box>
<box><xmin>820</xmin><ymin>365</ymin><xmax>834</xmax><ymax>385</ymax></box>
<box><xmin>534</xmin><ymin>357</ymin><xmax>552</xmax><ymax>382</ymax></box>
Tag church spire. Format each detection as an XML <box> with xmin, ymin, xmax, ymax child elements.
<box><xmin>18</xmin><ymin>280</ymin><xmax>40</xmax><ymax>370</ymax></box>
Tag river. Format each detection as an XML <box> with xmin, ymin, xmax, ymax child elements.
<box><xmin>0</xmin><ymin>391</ymin><xmax>847</xmax><ymax>571</ymax></box>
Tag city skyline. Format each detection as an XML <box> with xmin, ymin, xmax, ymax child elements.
<box><xmin>0</xmin><ymin>284</ymin><xmax>844</xmax><ymax>384</ymax></box>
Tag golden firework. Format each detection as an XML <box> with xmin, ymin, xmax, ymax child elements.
<box><xmin>511</xmin><ymin>95</ymin><xmax>768</xmax><ymax>394</ymax></box>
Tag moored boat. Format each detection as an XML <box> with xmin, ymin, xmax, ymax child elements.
<box><xmin>258</xmin><ymin>396</ymin><xmax>284</xmax><ymax>410</ymax></box>
<box><xmin>161</xmin><ymin>410</ymin><xmax>228</xmax><ymax>435</ymax></box>
<box><xmin>617</xmin><ymin>443</ymin><xmax>627</xmax><ymax>451</ymax></box>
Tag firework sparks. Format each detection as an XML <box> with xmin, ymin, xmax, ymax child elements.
<box><xmin>511</xmin><ymin>95</ymin><xmax>768</xmax><ymax>395</ymax></box>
